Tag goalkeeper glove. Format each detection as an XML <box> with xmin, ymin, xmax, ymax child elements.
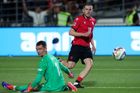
<box><xmin>68</xmin><ymin>72</ymin><xmax>74</xmax><ymax>78</ymax></box>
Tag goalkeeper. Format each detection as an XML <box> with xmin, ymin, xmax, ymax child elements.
<box><xmin>2</xmin><ymin>40</ymin><xmax>77</xmax><ymax>92</ymax></box>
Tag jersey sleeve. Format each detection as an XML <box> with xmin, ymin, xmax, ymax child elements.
<box><xmin>41</xmin><ymin>11</ymin><xmax>47</xmax><ymax>16</ymax></box>
<box><xmin>71</xmin><ymin>17</ymin><xmax>81</xmax><ymax>31</ymax></box>
<box><xmin>59</xmin><ymin>62</ymin><xmax>70</xmax><ymax>75</ymax></box>
<box><xmin>31</xmin><ymin>58</ymin><xmax>47</xmax><ymax>88</ymax></box>
<box><xmin>28</xmin><ymin>11</ymin><xmax>35</xmax><ymax>17</ymax></box>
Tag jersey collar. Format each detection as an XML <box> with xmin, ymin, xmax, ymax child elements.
<box><xmin>82</xmin><ymin>15</ymin><xmax>91</xmax><ymax>19</ymax></box>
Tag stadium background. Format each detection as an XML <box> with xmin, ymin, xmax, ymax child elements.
<box><xmin>0</xmin><ymin>0</ymin><xmax>140</xmax><ymax>93</ymax></box>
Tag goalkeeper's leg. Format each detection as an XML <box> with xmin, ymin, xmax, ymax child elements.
<box><xmin>2</xmin><ymin>81</ymin><xmax>28</xmax><ymax>91</ymax></box>
<box><xmin>22</xmin><ymin>83</ymin><xmax>44</xmax><ymax>92</ymax></box>
<box><xmin>2</xmin><ymin>81</ymin><xmax>42</xmax><ymax>92</ymax></box>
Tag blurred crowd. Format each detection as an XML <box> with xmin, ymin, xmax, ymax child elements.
<box><xmin>0</xmin><ymin>0</ymin><xmax>139</xmax><ymax>26</ymax></box>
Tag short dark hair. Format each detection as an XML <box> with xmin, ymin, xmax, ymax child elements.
<box><xmin>83</xmin><ymin>3</ymin><xmax>93</xmax><ymax>9</ymax></box>
<box><xmin>36</xmin><ymin>41</ymin><xmax>46</xmax><ymax>48</ymax></box>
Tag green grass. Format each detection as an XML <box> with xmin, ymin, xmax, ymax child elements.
<box><xmin>0</xmin><ymin>56</ymin><xmax>140</xmax><ymax>93</ymax></box>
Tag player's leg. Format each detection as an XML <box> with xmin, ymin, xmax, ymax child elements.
<box><xmin>64</xmin><ymin>61</ymin><xmax>76</xmax><ymax>69</ymax></box>
<box><xmin>15</xmin><ymin>85</ymin><xmax>28</xmax><ymax>92</ymax></box>
<box><xmin>67</xmin><ymin>45</ymin><xmax>80</xmax><ymax>69</ymax></box>
<box><xmin>58</xmin><ymin>58</ymin><xmax>76</xmax><ymax>69</ymax></box>
<box><xmin>79</xmin><ymin>58</ymin><xmax>93</xmax><ymax>78</ymax></box>
<box><xmin>2</xmin><ymin>81</ymin><xmax>16</xmax><ymax>90</ymax></box>
<box><xmin>74</xmin><ymin>47</ymin><xmax>93</xmax><ymax>88</ymax></box>
<box><xmin>22</xmin><ymin>82</ymin><xmax>40</xmax><ymax>92</ymax></box>
<box><xmin>59</xmin><ymin>45</ymin><xmax>79</xmax><ymax>69</ymax></box>
<box><xmin>17</xmin><ymin>83</ymin><xmax>42</xmax><ymax>92</ymax></box>
<box><xmin>74</xmin><ymin>58</ymin><xmax>93</xmax><ymax>88</ymax></box>
<box><xmin>2</xmin><ymin>81</ymin><xmax>28</xmax><ymax>91</ymax></box>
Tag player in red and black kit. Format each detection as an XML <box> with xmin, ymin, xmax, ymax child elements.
<box><xmin>61</xmin><ymin>3</ymin><xmax>96</xmax><ymax>88</ymax></box>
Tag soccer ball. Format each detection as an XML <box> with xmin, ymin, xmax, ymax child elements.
<box><xmin>113</xmin><ymin>47</ymin><xmax>126</xmax><ymax>61</ymax></box>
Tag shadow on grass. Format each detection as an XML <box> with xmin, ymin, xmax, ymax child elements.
<box><xmin>83</xmin><ymin>81</ymin><xmax>96</xmax><ymax>87</ymax></box>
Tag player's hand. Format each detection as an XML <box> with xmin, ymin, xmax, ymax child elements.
<box><xmin>68</xmin><ymin>72</ymin><xmax>74</xmax><ymax>78</ymax></box>
<box><xmin>91</xmin><ymin>46</ymin><xmax>96</xmax><ymax>55</ymax></box>
<box><xmin>91</xmin><ymin>42</ymin><xmax>96</xmax><ymax>51</ymax></box>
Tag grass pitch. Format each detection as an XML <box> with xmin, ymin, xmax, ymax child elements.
<box><xmin>0</xmin><ymin>56</ymin><xmax>140</xmax><ymax>93</ymax></box>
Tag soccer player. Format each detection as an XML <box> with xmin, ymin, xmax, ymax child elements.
<box><xmin>61</xmin><ymin>3</ymin><xmax>96</xmax><ymax>88</ymax></box>
<box><xmin>2</xmin><ymin>41</ymin><xmax>77</xmax><ymax>92</ymax></box>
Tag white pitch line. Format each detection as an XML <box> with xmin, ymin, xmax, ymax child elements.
<box><xmin>74</xmin><ymin>68</ymin><xmax>140</xmax><ymax>71</ymax></box>
<box><xmin>93</xmin><ymin>69</ymin><xmax>140</xmax><ymax>71</ymax></box>
<box><xmin>1</xmin><ymin>68</ymin><xmax>140</xmax><ymax>71</ymax></box>
<box><xmin>86</xmin><ymin>86</ymin><xmax>140</xmax><ymax>89</ymax></box>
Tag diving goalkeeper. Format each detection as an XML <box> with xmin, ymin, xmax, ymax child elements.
<box><xmin>2</xmin><ymin>40</ymin><xmax>77</xmax><ymax>92</ymax></box>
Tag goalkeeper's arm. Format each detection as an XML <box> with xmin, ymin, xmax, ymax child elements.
<box><xmin>31</xmin><ymin>71</ymin><xmax>44</xmax><ymax>88</ymax></box>
<box><xmin>31</xmin><ymin>60</ymin><xmax>47</xmax><ymax>88</ymax></box>
<box><xmin>59</xmin><ymin>62</ymin><xmax>74</xmax><ymax>78</ymax></box>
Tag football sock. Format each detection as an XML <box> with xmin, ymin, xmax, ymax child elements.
<box><xmin>75</xmin><ymin>76</ymin><xmax>83</xmax><ymax>83</ymax></box>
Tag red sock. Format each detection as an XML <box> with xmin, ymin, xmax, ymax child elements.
<box><xmin>76</xmin><ymin>76</ymin><xmax>83</xmax><ymax>83</ymax></box>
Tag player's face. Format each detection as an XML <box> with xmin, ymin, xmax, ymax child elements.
<box><xmin>83</xmin><ymin>5</ymin><xmax>93</xmax><ymax>17</ymax></box>
<box><xmin>36</xmin><ymin>45</ymin><xmax>47</xmax><ymax>57</ymax></box>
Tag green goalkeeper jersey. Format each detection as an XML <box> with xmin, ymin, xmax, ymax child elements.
<box><xmin>31</xmin><ymin>54</ymin><xmax>70</xmax><ymax>92</ymax></box>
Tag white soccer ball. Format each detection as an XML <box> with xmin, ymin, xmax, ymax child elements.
<box><xmin>113</xmin><ymin>47</ymin><xmax>126</xmax><ymax>61</ymax></box>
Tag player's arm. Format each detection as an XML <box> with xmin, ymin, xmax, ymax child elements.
<box><xmin>23</xmin><ymin>70</ymin><xmax>44</xmax><ymax>92</ymax></box>
<box><xmin>59</xmin><ymin>62</ymin><xmax>74</xmax><ymax>78</ymax></box>
<box><xmin>70</xmin><ymin>16</ymin><xmax>91</xmax><ymax>37</ymax></box>
<box><xmin>31</xmin><ymin>71</ymin><xmax>44</xmax><ymax>88</ymax></box>
<box><xmin>31</xmin><ymin>61</ymin><xmax>46</xmax><ymax>88</ymax></box>
<box><xmin>22</xmin><ymin>0</ymin><xmax>35</xmax><ymax>17</ymax></box>
<box><xmin>24</xmin><ymin>65</ymin><xmax>45</xmax><ymax>92</ymax></box>
<box><xmin>22</xmin><ymin>0</ymin><xmax>28</xmax><ymax>14</ymax></box>
<box><xmin>69</xmin><ymin>28</ymin><xmax>91</xmax><ymax>37</ymax></box>
<box><xmin>91</xmin><ymin>38</ymin><xmax>96</xmax><ymax>54</ymax></box>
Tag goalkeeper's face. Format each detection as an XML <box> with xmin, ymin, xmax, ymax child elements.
<box><xmin>36</xmin><ymin>45</ymin><xmax>47</xmax><ymax>57</ymax></box>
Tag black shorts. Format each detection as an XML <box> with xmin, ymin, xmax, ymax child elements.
<box><xmin>68</xmin><ymin>45</ymin><xmax>93</xmax><ymax>64</ymax></box>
